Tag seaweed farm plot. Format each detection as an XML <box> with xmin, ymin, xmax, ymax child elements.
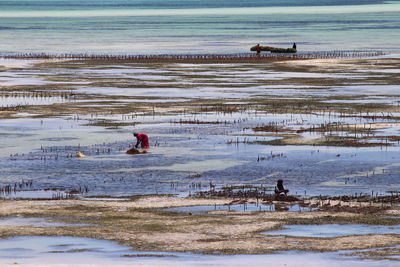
<box><xmin>1</xmin><ymin>58</ymin><xmax>400</xmax><ymax>199</ymax></box>
<box><xmin>0</xmin><ymin>189</ymin><xmax>73</xmax><ymax>200</ymax></box>
<box><xmin>0</xmin><ymin>93</ymin><xmax>76</xmax><ymax>107</ymax></box>
<box><xmin>2</xmin><ymin>130</ymin><xmax>400</xmax><ymax>197</ymax></box>
<box><xmin>0</xmin><ymin>177</ymin><xmax>86</xmax><ymax>199</ymax></box>
<box><xmin>0</xmin><ymin>51</ymin><xmax>386</xmax><ymax>61</ymax></box>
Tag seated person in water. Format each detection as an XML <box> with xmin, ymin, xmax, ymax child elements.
<box><xmin>133</xmin><ymin>132</ymin><xmax>150</xmax><ymax>149</ymax></box>
<box><xmin>275</xmin><ymin>179</ymin><xmax>289</xmax><ymax>196</ymax></box>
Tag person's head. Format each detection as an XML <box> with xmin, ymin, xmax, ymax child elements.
<box><xmin>133</xmin><ymin>132</ymin><xmax>138</xmax><ymax>137</ymax></box>
<box><xmin>277</xmin><ymin>179</ymin><xmax>283</xmax><ymax>186</ymax></box>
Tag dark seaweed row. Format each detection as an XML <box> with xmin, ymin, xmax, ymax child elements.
<box><xmin>0</xmin><ymin>50</ymin><xmax>385</xmax><ymax>60</ymax></box>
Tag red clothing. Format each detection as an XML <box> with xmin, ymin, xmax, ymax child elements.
<box><xmin>136</xmin><ymin>133</ymin><xmax>150</xmax><ymax>149</ymax></box>
<box><xmin>256</xmin><ymin>44</ymin><xmax>261</xmax><ymax>55</ymax></box>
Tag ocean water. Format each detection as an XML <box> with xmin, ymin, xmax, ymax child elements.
<box><xmin>0</xmin><ymin>0</ymin><xmax>399</xmax><ymax>55</ymax></box>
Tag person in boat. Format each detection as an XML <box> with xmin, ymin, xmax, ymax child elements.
<box><xmin>133</xmin><ymin>132</ymin><xmax>150</xmax><ymax>149</ymax></box>
<box><xmin>275</xmin><ymin>179</ymin><xmax>289</xmax><ymax>196</ymax></box>
<box><xmin>255</xmin><ymin>43</ymin><xmax>261</xmax><ymax>55</ymax></box>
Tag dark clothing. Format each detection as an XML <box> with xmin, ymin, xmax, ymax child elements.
<box><xmin>275</xmin><ymin>179</ymin><xmax>289</xmax><ymax>195</ymax></box>
<box><xmin>275</xmin><ymin>187</ymin><xmax>289</xmax><ymax>195</ymax></box>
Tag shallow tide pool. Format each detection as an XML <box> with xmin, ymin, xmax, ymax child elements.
<box><xmin>264</xmin><ymin>224</ymin><xmax>400</xmax><ymax>238</ymax></box>
<box><xmin>0</xmin><ymin>236</ymin><xmax>395</xmax><ymax>267</ymax></box>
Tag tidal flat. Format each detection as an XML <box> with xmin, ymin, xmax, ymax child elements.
<box><xmin>0</xmin><ymin>57</ymin><xmax>399</xmax><ymax>265</ymax></box>
<box><xmin>0</xmin><ymin>195</ymin><xmax>399</xmax><ymax>266</ymax></box>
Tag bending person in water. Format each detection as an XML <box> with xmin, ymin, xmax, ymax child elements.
<box><xmin>274</xmin><ymin>179</ymin><xmax>289</xmax><ymax>196</ymax></box>
<box><xmin>133</xmin><ymin>132</ymin><xmax>150</xmax><ymax>149</ymax></box>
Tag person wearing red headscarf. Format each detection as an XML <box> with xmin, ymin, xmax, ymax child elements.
<box><xmin>133</xmin><ymin>133</ymin><xmax>150</xmax><ymax>149</ymax></box>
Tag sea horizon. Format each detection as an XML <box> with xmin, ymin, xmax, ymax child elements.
<box><xmin>0</xmin><ymin>0</ymin><xmax>399</xmax><ymax>55</ymax></box>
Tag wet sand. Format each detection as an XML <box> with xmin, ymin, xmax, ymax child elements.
<box><xmin>0</xmin><ymin>195</ymin><xmax>398</xmax><ymax>261</ymax></box>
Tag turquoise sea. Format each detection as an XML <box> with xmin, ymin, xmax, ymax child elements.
<box><xmin>0</xmin><ymin>0</ymin><xmax>400</xmax><ymax>54</ymax></box>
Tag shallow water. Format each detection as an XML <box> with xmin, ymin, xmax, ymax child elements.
<box><xmin>163</xmin><ymin>203</ymin><xmax>315</xmax><ymax>214</ymax></box>
<box><xmin>0</xmin><ymin>1</ymin><xmax>400</xmax><ymax>54</ymax></box>
<box><xmin>264</xmin><ymin>224</ymin><xmax>400</xmax><ymax>238</ymax></box>
<box><xmin>0</xmin><ymin>189</ymin><xmax>70</xmax><ymax>199</ymax></box>
<box><xmin>0</xmin><ymin>236</ymin><xmax>395</xmax><ymax>266</ymax></box>
<box><xmin>0</xmin><ymin>236</ymin><xmax>131</xmax><ymax>264</ymax></box>
<box><xmin>2</xmin><ymin>134</ymin><xmax>399</xmax><ymax>197</ymax></box>
<box><xmin>1</xmin><ymin>109</ymin><xmax>400</xmax><ymax>197</ymax></box>
<box><xmin>1</xmin><ymin>60</ymin><xmax>400</xmax><ymax>198</ymax></box>
<box><xmin>0</xmin><ymin>217</ymin><xmax>89</xmax><ymax>227</ymax></box>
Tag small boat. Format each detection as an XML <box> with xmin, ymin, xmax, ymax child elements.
<box><xmin>250</xmin><ymin>45</ymin><xmax>297</xmax><ymax>53</ymax></box>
